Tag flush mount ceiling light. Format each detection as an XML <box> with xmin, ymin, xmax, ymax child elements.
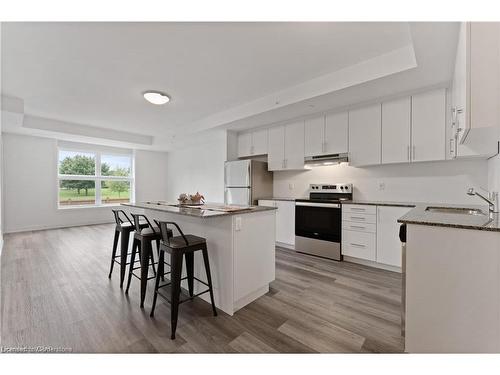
<box><xmin>143</xmin><ymin>91</ymin><xmax>170</xmax><ymax>105</ymax></box>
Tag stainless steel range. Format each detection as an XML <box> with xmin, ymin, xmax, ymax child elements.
<box><xmin>295</xmin><ymin>183</ymin><xmax>353</xmax><ymax>261</ymax></box>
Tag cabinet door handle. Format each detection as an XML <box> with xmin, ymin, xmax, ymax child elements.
<box><xmin>350</xmin><ymin>243</ymin><xmax>366</xmax><ymax>248</ymax></box>
<box><xmin>407</xmin><ymin>145</ymin><xmax>410</xmax><ymax>161</ymax></box>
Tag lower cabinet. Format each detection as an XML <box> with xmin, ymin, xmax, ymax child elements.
<box><xmin>258</xmin><ymin>199</ymin><xmax>295</xmax><ymax>247</ymax></box>
<box><xmin>341</xmin><ymin>204</ymin><xmax>412</xmax><ymax>270</ymax></box>
<box><xmin>376</xmin><ymin>206</ymin><xmax>412</xmax><ymax>267</ymax></box>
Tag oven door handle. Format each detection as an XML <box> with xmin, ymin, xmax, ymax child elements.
<box><xmin>295</xmin><ymin>202</ymin><xmax>340</xmax><ymax>208</ymax></box>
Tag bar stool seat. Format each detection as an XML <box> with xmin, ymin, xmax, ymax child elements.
<box><xmin>168</xmin><ymin>234</ymin><xmax>206</xmax><ymax>248</ymax></box>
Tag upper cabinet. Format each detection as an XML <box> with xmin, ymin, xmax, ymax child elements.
<box><xmin>348</xmin><ymin>104</ymin><xmax>382</xmax><ymax>167</ymax></box>
<box><xmin>325</xmin><ymin>112</ymin><xmax>349</xmax><ymax>155</ymax></box>
<box><xmin>304</xmin><ymin>112</ymin><xmax>348</xmax><ymax>157</ymax></box>
<box><xmin>237</xmin><ymin>129</ymin><xmax>268</xmax><ymax>158</ymax></box>
<box><xmin>381</xmin><ymin>97</ymin><xmax>411</xmax><ymax>164</ymax></box>
<box><xmin>450</xmin><ymin>22</ymin><xmax>500</xmax><ymax>157</ymax></box>
<box><xmin>304</xmin><ymin>116</ymin><xmax>325</xmax><ymax>157</ymax></box>
<box><xmin>411</xmin><ymin>89</ymin><xmax>446</xmax><ymax>162</ymax></box>
<box><xmin>268</xmin><ymin>121</ymin><xmax>305</xmax><ymax>171</ymax></box>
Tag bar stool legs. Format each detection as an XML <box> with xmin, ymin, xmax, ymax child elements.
<box><xmin>119</xmin><ymin>230</ymin><xmax>131</xmax><ymax>288</ymax></box>
<box><xmin>108</xmin><ymin>229</ymin><xmax>120</xmax><ymax>279</ymax></box>
<box><xmin>170</xmin><ymin>251</ymin><xmax>184</xmax><ymax>339</ymax></box>
<box><xmin>201</xmin><ymin>245</ymin><xmax>218</xmax><ymax>317</ymax></box>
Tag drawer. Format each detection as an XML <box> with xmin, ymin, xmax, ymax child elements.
<box><xmin>342</xmin><ymin>204</ymin><xmax>377</xmax><ymax>215</ymax></box>
<box><xmin>342</xmin><ymin>230</ymin><xmax>376</xmax><ymax>261</ymax></box>
<box><xmin>342</xmin><ymin>212</ymin><xmax>377</xmax><ymax>224</ymax></box>
<box><xmin>342</xmin><ymin>221</ymin><xmax>376</xmax><ymax>233</ymax></box>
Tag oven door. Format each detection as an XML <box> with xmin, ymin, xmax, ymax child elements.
<box><xmin>295</xmin><ymin>202</ymin><xmax>341</xmax><ymax>242</ymax></box>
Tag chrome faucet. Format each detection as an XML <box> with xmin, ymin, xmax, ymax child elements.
<box><xmin>467</xmin><ymin>188</ymin><xmax>498</xmax><ymax>219</ymax></box>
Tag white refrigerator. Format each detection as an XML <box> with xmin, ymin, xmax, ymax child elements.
<box><xmin>224</xmin><ymin>160</ymin><xmax>273</xmax><ymax>205</ymax></box>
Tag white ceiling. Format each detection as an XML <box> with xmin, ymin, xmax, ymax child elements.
<box><xmin>1</xmin><ymin>22</ymin><xmax>459</xmax><ymax>150</ymax></box>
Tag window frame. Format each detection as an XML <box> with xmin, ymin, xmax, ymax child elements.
<box><xmin>57</xmin><ymin>147</ymin><xmax>135</xmax><ymax>209</ymax></box>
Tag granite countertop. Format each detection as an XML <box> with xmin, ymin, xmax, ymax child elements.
<box><xmin>398</xmin><ymin>203</ymin><xmax>500</xmax><ymax>232</ymax></box>
<box><xmin>122</xmin><ymin>201</ymin><xmax>276</xmax><ymax>219</ymax></box>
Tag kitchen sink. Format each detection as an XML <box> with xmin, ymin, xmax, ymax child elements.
<box><xmin>425</xmin><ymin>206</ymin><xmax>485</xmax><ymax>216</ymax></box>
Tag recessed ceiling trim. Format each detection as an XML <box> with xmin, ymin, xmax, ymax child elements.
<box><xmin>181</xmin><ymin>44</ymin><xmax>417</xmax><ymax>135</ymax></box>
<box><xmin>22</xmin><ymin>115</ymin><xmax>153</xmax><ymax>145</ymax></box>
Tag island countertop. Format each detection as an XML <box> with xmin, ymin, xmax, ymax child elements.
<box><xmin>122</xmin><ymin>201</ymin><xmax>276</xmax><ymax>218</ymax></box>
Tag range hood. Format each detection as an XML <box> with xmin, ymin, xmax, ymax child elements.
<box><xmin>304</xmin><ymin>153</ymin><xmax>349</xmax><ymax>166</ymax></box>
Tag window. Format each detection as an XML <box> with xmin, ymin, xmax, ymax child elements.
<box><xmin>58</xmin><ymin>148</ymin><xmax>133</xmax><ymax>208</ymax></box>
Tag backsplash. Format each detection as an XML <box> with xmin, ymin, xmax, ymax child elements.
<box><xmin>273</xmin><ymin>159</ymin><xmax>489</xmax><ymax>205</ymax></box>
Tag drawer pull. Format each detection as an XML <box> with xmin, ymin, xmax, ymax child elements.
<box><xmin>350</xmin><ymin>216</ymin><xmax>366</xmax><ymax>220</ymax></box>
<box><xmin>351</xmin><ymin>207</ymin><xmax>366</xmax><ymax>211</ymax></box>
<box><xmin>350</xmin><ymin>225</ymin><xmax>366</xmax><ymax>230</ymax></box>
<box><xmin>350</xmin><ymin>243</ymin><xmax>366</xmax><ymax>248</ymax></box>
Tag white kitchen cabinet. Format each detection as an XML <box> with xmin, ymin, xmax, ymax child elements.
<box><xmin>348</xmin><ymin>104</ymin><xmax>382</xmax><ymax>166</ymax></box>
<box><xmin>267</xmin><ymin>121</ymin><xmax>305</xmax><ymax>171</ymax></box>
<box><xmin>284</xmin><ymin>121</ymin><xmax>305</xmax><ymax>170</ymax></box>
<box><xmin>325</xmin><ymin>111</ymin><xmax>348</xmax><ymax>155</ymax></box>
<box><xmin>267</xmin><ymin>126</ymin><xmax>285</xmax><ymax>171</ymax></box>
<box><xmin>382</xmin><ymin>97</ymin><xmax>411</xmax><ymax>164</ymax></box>
<box><xmin>252</xmin><ymin>128</ymin><xmax>268</xmax><ymax>156</ymax></box>
<box><xmin>376</xmin><ymin>206</ymin><xmax>411</xmax><ymax>267</ymax></box>
<box><xmin>237</xmin><ymin>132</ymin><xmax>252</xmax><ymax>158</ymax></box>
<box><xmin>258</xmin><ymin>199</ymin><xmax>295</xmax><ymax>247</ymax></box>
<box><xmin>342</xmin><ymin>229</ymin><xmax>376</xmax><ymax>261</ymax></box>
<box><xmin>304</xmin><ymin>116</ymin><xmax>325</xmax><ymax>157</ymax></box>
<box><xmin>276</xmin><ymin>201</ymin><xmax>295</xmax><ymax>246</ymax></box>
<box><xmin>304</xmin><ymin>112</ymin><xmax>348</xmax><ymax>157</ymax></box>
<box><xmin>237</xmin><ymin>129</ymin><xmax>268</xmax><ymax>158</ymax></box>
<box><xmin>449</xmin><ymin>22</ymin><xmax>500</xmax><ymax>158</ymax></box>
<box><xmin>411</xmin><ymin>89</ymin><xmax>446</xmax><ymax>162</ymax></box>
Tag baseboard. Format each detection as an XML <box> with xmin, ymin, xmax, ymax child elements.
<box><xmin>276</xmin><ymin>241</ymin><xmax>295</xmax><ymax>250</ymax></box>
<box><xmin>4</xmin><ymin>219</ymin><xmax>114</xmax><ymax>234</ymax></box>
<box><xmin>343</xmin><ymin>255</ymin><xmax>402</xmax><ymax>273</ymax></box>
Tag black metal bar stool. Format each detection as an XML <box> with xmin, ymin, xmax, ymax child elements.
<box><xmin>125</xmin><ymin>213</ymin><xmax>168</xmax><ymax>308</ymax></box>
<box><xmin>108</xmin><ymin>209</ymin><xmax>150</xmax><ymax>288</ymax></box>
<box><xmin>150</xmin><ymin>220</ymin><xmax>217</xmax><ymax>339</ymax></box>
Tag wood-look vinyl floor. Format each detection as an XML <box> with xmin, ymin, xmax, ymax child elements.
<box><xmin>0</xmin><ymin>224</ymin><xmax>404</xmax><ymax>353</ymax></box>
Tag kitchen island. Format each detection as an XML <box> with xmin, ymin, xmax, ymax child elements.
<box><xmin>398</xmin><ymin>205</ymin><xmax>500</xmax><ymax>353</ymax></box>
<box><xmin>122</xmin><ymin>201</ymin><xmax>277</xmax><ymax>315</ymax></box>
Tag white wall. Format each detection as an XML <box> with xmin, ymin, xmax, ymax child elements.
<box><xmin>134</xmin><ymin>149</ymin><xmax>168</xmax><ymax>202</ymax></box>
<box><xmin>488</xmin><ymin>154</ymin><xmax>500</xmax><ymax>200</ymax></box>
<box><xmin>166</xmin><ymin>130</ymin><xmax>227</xmax><ymax>202</ymax></box>
<box><xmin>2</xmin><ymin>133</ymin><xmax>168</xmax><ymax>233</ymax></box>
<box><xmin>274</xmin><ymin>159</ymin><xmax>489</xmax><ymax>205</ymax></box>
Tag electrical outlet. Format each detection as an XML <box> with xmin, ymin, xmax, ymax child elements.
<box><xmin>379</xmin><ymin>182</ymin><xmax>386</xmax><ymax>191</ymax></box>
<box><xmin>288</xmin><ymin>183</ymin><xmax>294</xmax><ymax>190</ymax></box>
<box><xmin>235</xmin><ymin>216</ymin><xmax>242</xmax><ymax>231</ymax></box>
